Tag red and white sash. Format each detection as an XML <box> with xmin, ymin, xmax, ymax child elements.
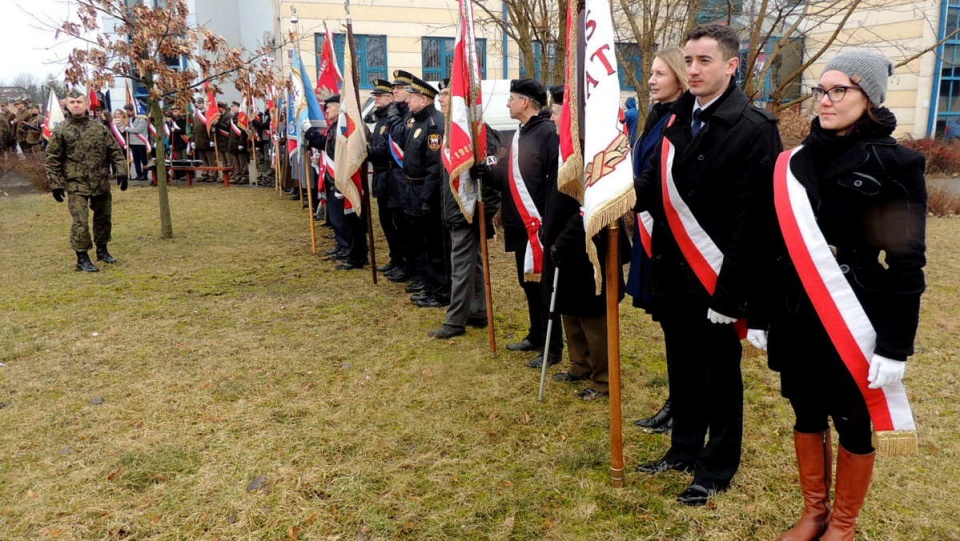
<box><xmin>774</xmin><ymin>146</ymin><xmax>915</xmax><ymax>433</ymax></box>
<box><xmin>132</xmin><ymin>119</ymin><xmax>151</xmax><ymax>152</ymax></box>
<box><xmin>636</xmin><ymin>211</ymin><xmax>654</xmax><ymax>258</ymax></box>
<box><xmin>231</xmin><ymin>120</ymin><xmax>242</xmax><ymax>137</ymax></box>
<box><xmin>110</xmin><ymin>122</ymin><xmax>127</xmax><ymax>149</ymax></box>
<box><xmin>508</xmin><ymin>129</ymin><xmax>543</xmax><ymax>282</ymax></box>
<box><xmin>660</xmin><ymin>116</ymin><xmax>745</xmax><ymax>337</ymax></box>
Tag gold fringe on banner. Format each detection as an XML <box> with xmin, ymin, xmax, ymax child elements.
<box><xmin>873</xmin><ymin>430</ymin><xmax>918</xmax><ymax>457</ymax></box>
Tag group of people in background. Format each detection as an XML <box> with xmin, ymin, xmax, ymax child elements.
<box><xmin>1</xmin><ymin>99</ymin><xmax>43</xmax><ymax>153</ymax></box>
<box><xmin>38</xmin><ymin>21</ymin><xmax>927</xmax><ymax>539</ymax></box>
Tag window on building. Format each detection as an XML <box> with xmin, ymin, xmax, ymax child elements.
<box><xmin>421</xmin><ymin>36</ymin><xmax>487</xmax><ymax>81</ymax></box>
<box><xmin>519</xmin><ymin>41</ymin><xmax>559</xmax><ymax>85</ymax></box>
<box><xmin>616</xmin><ymin>43</ymin><xmax>643</xmax><ymax>91</ymax></box>
<box><xmin>736</xmin><ymin>37</ymin><xmax>803</xmax><ymax>103</ymax></box>
<box><xmin>695</xmin><ymin>0</ymin><xmax>744</xmax><ymax>24</ymax></box>
<box><xmin>314</xmin><ymin>33</ymin><xmax>387</xmax><ymax>90</ymax></box>
<box><xmin>934</xmin><ymin>1</ymin><xmax>960</xmax><ymax>137</ymax></box>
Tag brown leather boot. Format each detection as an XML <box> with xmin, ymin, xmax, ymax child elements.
<box><xmin>779</xmin><ymin>431</ymin><xmax>832</xmax><ymax>541</ymax></box>
<box><xmin>820</xmin><ymin>445</ymin><xmax>876</xmax><ymax>541</ymax></box>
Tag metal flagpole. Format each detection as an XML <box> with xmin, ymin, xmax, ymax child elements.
<box><xmin>538</xmin><ymin>268</ymin><xmax>561</xmax><ymax>402</ymax></box>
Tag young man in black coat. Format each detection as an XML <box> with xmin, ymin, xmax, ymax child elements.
<box><xmin>632</xmin><ymin>24</ymin><xmax>783</xmax><ymax>506</ymax></box>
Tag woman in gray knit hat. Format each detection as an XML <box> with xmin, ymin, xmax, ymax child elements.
<box><xmin>748</xmin><ymin>49</ymin><xmax>927</xmax><ymax>541</ymax></box>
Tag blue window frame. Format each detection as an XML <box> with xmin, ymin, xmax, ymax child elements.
<box><xmin>421</xmin><ymin>36</ymin><xmax>487</xmax><ymax>81</ymax></box>
<box><xmin>519</xmin><ymin>41</ymin><xmax>558</xmax><ymax>84</ymax></box>
<box><xmin>931</xmin><ymin>0</ymin><xmax>960</xmax><ymax>137</ymax></box>
<box><xmin>314</xmin><ymin>33</ymin><xmax>387</xmax><ymax>90</ymax></box>
<box><xmin>616</xmin><ymin>43</ymin><xmax>643</xmax><ymax>91</ymax></box>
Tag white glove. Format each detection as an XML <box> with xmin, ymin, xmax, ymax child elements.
<box><xmin>334</xmin><ymin>191</ymin><xmax>344</xmax><ymax>200</ymax></box>
<box><xmin>707</xmin><ymin>308</ymin><xmax>738</xmax><ymax>325</ymax></box>
<box><xmin>209</xmin><ymin>141</ymin><xmax>215</xmax><ymax>148</ymax></box>
<box><xmin>867</xmin><ymin>354</ymin><xmax>905</xmax><ymax>389</ymax></box>
<box><xmin>746</xmin><ymin>329</ymin><xmax>768</xmax><ymax>351</ymax></box>
<box><xmin>238</xmin><ymin>145</ymin><xmax>244</xmax><ymax>151</ymax></box>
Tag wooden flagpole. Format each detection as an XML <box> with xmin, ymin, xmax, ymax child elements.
<box><xmin>606</xmin><ymin>222</ymin><xmax>624</xmax><ymax>488</ymax></box>
<box><xmin>346</xmin><ymin>2</ymin><xmax>378</xmax><ymax>284</ymax></box>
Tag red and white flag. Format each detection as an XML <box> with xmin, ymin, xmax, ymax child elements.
<box><xmin>333</xmin><ymin>32</ymin><xmax>368</xmax><ymax>214</ymax></box>
<box><xmin>316</xmin><ymin>26</ymin><xmax>343</xmax><ymax>98</ymax></box>
<box><xmin>204</xmin><ymin>83</ymin><xmax>220</xmax><ymax>134</ymax></box>
<box><xmin>442</xmin><ymin>0</ymin><xmax>486</xmax><ymax>223</ymax></box>
<box><xmin>556</xmin><ymin>0</ymin><xmax>583</xmax><ymax>201</ymax></box>
<box><xmin>579</xmin><ymin>0</ymin><xmax>636</xmax><ymax>293</ymax></box>
<box><xmin>41</xmin><ymin>88</ymin><xmax>64</xmax><ymax>141</ymax></box>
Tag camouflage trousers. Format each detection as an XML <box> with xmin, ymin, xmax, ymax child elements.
<box><xmin>67</xmin><ymin>191</ymin><xmax>112</xmax><ymax>252</ymax></box>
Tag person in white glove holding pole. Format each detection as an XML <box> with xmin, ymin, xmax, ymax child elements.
<box><xmin>753</xmin><ymin>49</ymin><xmax>926</xmax><ymax>541</ymax></box>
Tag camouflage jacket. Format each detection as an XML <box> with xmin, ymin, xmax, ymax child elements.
<box><xmin>46</xmin><ymin>113</ymin><xmax>127</xmax><ymax>196</ymax></box>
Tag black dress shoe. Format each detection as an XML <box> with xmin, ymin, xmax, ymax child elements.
<box><xmin>377</xmin><ymin>262</ymin><xmax>397</xmax><ymax>273</ymax></box>
<box><xmin>325</xmin><ymin>248</ymin><xmax>340</xmax><ymax>256</ymax></box>
<box><xmin>506</xmin><ymin>338</ymin><xmax>539</xmax><ymax>352</ymax></box>
<box><xmin>553</xmin><ymin>371</ymin><xmax>590</xmax><ymax>382</ymax></box>
<box><xmin>635</xmin><ymin>458</ymin><xmax>694</xmax><ymax>475</ymax></box>
<box><xmin>335</xmin><ymin>262</ymin><xmax>363</xmax><ymax>270</ymax></box>
<box><xmin>416</xmin><ymin>296</ymin><xmax>448</xmax><ymax>308</ymax></box>
<box><xmin>647</xmin><ymin>417</ymin><xmax>673</xmax><ymax>435</ymax></box>
<box><xmin>387</xmin><ymin>272</ymin><xmax>410</xmax><ymax>283</ymax></box>
<box><xmin>525</xmin><ymin>353</ymin><xmax>560</xmax><ymax>369</ymax></box>
<box><xmin>635</xmin><ymin>399</ymin><xmax>673</xmax><ymax>429</ymax></box>
<box><xmin>428</xmin><ymin>324</ymin><xmax>465</xmax><ymax>339</ymax></box>
<box><xmin>410</xmin><ymin>292</ymin><xmax>432</xmax><ymax>302</ymax></box>
<box><xmin>405</xmin><ymin>281</ymin><xmax>427</xmax><ymax>293</ymax></box>
<box><xmin>677</xmin><ymin>483</ymin><xmax>725</xmax><ymax>507</ymax></box>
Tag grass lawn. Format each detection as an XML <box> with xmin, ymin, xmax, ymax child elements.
<box><xmin>1</xmin><ymin>183</ymin><xmax>958</xmax><ymax>540</ymax></box>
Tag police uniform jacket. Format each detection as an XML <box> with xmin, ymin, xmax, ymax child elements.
<box><xmin>486</xmin><ymin>111</ymin><xmax>558</xmax><ymax>253</ymax></box>
<box><xmin>368</xmin><ymin>103</ymin><xmax>409</xmax><ymax>208</ymax></box>
<box><xmin>402</xmin><ymin>105</ymin><xmax>445</xmax><ymax>216</ymax></box>
<box><xmin>756</xmin><ymin>111</ymin><xmax>925</xmax><ymax>368</ymax></box>
<box><xmin>45</xmin><ymin>113</ymin><xmax>127</xmax><ymax>196</ymax></box>
<box><xmin>440</xmin><ymin>124</ymin><xmax>502</xmax><ymax>230</ymax></box>
<box><xmin>635</xmin><ymin>82</ymin><xmax>782</xmax><ymax>319</ymax></box>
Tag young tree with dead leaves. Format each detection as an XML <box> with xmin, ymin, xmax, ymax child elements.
<box><xmin>55</xmin><ymin>0</ymin><xmax>283</xmax><ymax>239</ymax></box>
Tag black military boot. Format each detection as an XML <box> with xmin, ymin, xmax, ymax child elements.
<box><xmin>76</xmin><ymin>251</ymin><xmax>100</xmax><ymax>272</ymax></box>
<box><xmin>96</xmin><ymin>245</ymin><xmax>117</xmax><ymax>264</ymax></box>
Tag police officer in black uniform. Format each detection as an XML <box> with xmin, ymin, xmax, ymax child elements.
<box><xmin>402</xmin><ymin>75</ymin><xmax>446</xmax><ymax>307</ymax></box>
<box><xmin>366</xmin><ymin>79</ymin><xmax>407</xmax><ymax>280</ymax></box>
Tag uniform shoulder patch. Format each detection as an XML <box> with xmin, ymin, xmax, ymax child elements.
<box><xmin>406</xmin><ymin>117</ymin><xmax>415</xmax><ymax>128</ymax></box>
<box><xmin>428</xmin><ymin>133</ymin><xmax>442</xmax><ymax>151</ymax></box>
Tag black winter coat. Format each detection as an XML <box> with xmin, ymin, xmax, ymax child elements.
<box><xmin>486</xmin><ymin>111</ymin><xmax>558</xmax><ymax>253</ymax></box>
<box><xmin>367</xmin><ymin>103</ymin><xmax>409</xmax><ymax>209</ymax></box>
<box><xmin>635</xmin><ymin>83</ymin><xmax>783</xmax><ymax>319</ymax></box>
<box><xmin>758</xmin><ymin>112</ymin><xmax>926</xmax><ymax>363</ymax></box>
<box><xmin>440</xmin><ymin>124</ymin><xmax>503</xmax><ymax>230</ymax></box>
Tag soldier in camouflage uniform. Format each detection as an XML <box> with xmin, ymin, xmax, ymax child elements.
<box><xmin>45</xmin><ymin>89</ymin><xmax>128</xmax><ymax>272</ymax></box>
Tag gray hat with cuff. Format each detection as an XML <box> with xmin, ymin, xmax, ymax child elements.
<box><xmin>824</xmin><ymin>49</ymin><xmax>894</xmax><ymax>106</ymax></box>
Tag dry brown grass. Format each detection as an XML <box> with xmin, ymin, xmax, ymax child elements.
<box><xmin>1</xmin><ymin>184</ymin><xmax>958</xmax><ymax>540</ymax></box>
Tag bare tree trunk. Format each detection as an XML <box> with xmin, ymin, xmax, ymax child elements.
<box><xmin>149</xmin><ymin>98</ymin><xmax>174</xmax><ymax>239</ymax></box>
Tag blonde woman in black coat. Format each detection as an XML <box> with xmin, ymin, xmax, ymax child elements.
<box><xmin>750</xmin><ymin>50</ymin><xmax>926</xmax><ymax>541</ymax></box>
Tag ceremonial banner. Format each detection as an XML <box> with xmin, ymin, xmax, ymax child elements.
<box><xmin>285</xmin><ymin>87</ymin><xmax>302</xmax><ymax>182</ymax></box>
<box><xmin>442</xmin><ymin>0</ymin><xmax>486</xmax><ymax>223</ymax></box>
<box><xmin>580</xmin><ymin>0</ymin><xmax>636</xmax><ymax>293</ymax></box>
<box><xmin>557</xmin><ymin>0</ymin><xmax>583</xmax><ymax>201</ymax></box>
<box><xmin>333</xmin><ymin>33</ymin><xmax>368</xmax><ymax>213</ymax></box>
<box><xmin>292</xmin><ymin>48</ymin><xmax>324</xmax><ymax>123</ymax></box>
<box><xmin>204</xmin><ymin>84</ymin><xmax>220</xmax><ymax>133</ymax></box>
<box><xmin>316</xmin><ymin>26</ymin><xmax>343</xmax><ymax>98</ymax></box>
<box><xmin>41</xmin><ymin>89</ymin><xmax>64</xmax><ymax>141</ymax></box>
<box><xmin>774</xmin><ymin>147</ymin><xmax>917</xmax><ymax>453</ymax></box>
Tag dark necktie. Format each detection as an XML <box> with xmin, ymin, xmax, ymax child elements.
<box><xmin>691</xmin><ymin>108</ymin><xmax>703</xmax><ymax>138</ymax></box>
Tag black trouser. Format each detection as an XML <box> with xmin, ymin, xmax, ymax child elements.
<box><xmin>407</xmin><ymin>210</ymin><xmax>446</xmax><ymax>297</ymax></box>
<box><xmin>658</xmin><ymin>300</ymin><xmax>743</xmax><ymax>490</ymax></box>
<box><xmin>514</xmin><ymin>249</ymin><xmax>562</xmax><ymax>354</ymax></box>
<box><xmin>130</xmin><ymin>145</ymin><xmax>148</xmax><ymax>178</ymax></box>
<box><xmin>377</xmin><ymin>196</ymin><xmax>404</xmax><ymax>267</ymax></box>
<box><xmin>344</xmin><ymin>211</ymin><xmax>368</xmax><ymax>266</ymax></box>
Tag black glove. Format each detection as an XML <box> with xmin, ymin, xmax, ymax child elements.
<box><xmin>550</xmin><ymin>245</ymin><xmax>561</xmax><ymax>266</ymax></box>
<box><xmin>51</xmin><ymin>188</ymin><xmax>65</xmax><ymax>203</ymax></box>
<box><xmin>470</xmin><ymin>161</ymin><xmax>489</xmax><ymax>180</ymax></box>
<box><xmin>117</xmin><ymin>176</ymin><xmax>128</xmax><ymax>191</ymax></box>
